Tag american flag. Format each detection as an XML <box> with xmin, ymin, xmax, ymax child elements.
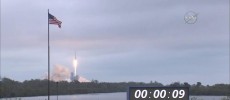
<box><xmin>48</xmin><ymin>13</ymin><xmax>62</xmax><ymax>28</ymax></box>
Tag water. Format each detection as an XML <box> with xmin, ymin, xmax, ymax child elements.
<box><xmin>1</xmin><ymin>92</ymin><xmax>228</xmax><ymax>100</ymax></box>
<box><xmin>1</xmin><ymin>92</ymin><xmax>126</xmax><ymax>100</ymax></box>
<box><xmin>190</xmin><ymin>96</ymin><xmax>229</xmax><ymax>100</ymax></box>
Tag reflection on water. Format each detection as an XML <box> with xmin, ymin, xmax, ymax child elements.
<box><xmin>1</xmin><ymin>92</ymin><xmax>228</xmax><ymax>100</ymax></box>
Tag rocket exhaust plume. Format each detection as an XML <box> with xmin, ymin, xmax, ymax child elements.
<box><xmin>73</xmin><ymin>59</ymin><xmax>78</xmax><ymax>76</ymax></box>
<box><xmin>73</xmin><ymin>52</ymin><xmax>78</xmax><ymax>76</ymax></box>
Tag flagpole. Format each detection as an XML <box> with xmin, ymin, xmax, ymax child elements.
<box><xmin>48</xmin><ymin>9</ymin><xmax>50</xmax><ymax>100</ymax></box>
<box><xmin>0</xmin><ymin>9</ymin><xmax>1</xmax><ymax>98</ymax></box>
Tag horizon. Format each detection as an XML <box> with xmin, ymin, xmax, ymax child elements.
<box><xmin>1</xmin><ymin>76</ymin><xmax>228</xmax><ymax>86</ymax></box>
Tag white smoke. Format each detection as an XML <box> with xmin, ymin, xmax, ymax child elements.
<box><xmin>78</xmin><ymin>76</ymin><xmax>90</xmax><ymax>82</ymax></box>
<box><xmin>42</xmin><ymin>64</ymin><xmax>90</xmax><ymax>83</ymax></box>
<box><xmin>51</xmin><ymin>64</ymin><xmax>70</xmax><ymax>82</ymax></box>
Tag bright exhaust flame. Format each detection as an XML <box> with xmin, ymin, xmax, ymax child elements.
<box><xmin>73</xmin><ymin>58</ymin><xmax>78</xmax><ymax>76</ymax></box>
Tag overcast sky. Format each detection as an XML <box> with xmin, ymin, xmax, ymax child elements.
<box><xmin>1</xmin><ymin>0</ymin><xmax>229</xmax><ymax>85</ymax></box>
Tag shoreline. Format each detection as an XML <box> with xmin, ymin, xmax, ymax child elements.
<box><xmin>1</xmin><ymin>92</ymin><xmax>229</xmax><ymax>99</ymax></box>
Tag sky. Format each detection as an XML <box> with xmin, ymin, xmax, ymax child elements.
<box><xmin>0</xmin><ymin>0</ymin><xmax>229</xmax><ymax>85</ymax></box>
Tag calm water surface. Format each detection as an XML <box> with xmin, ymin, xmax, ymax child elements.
<box><xmin>1</xmin><ymin>92</ymin><xmax>228</xmax><ymax>100</ymax></box>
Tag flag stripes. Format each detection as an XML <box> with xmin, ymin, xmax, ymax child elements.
<box><xmin>48</xmin><ymin>13</ymin><xmax>62</xmax><ymax>28</ymax></box>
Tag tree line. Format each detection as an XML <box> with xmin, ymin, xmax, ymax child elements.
<box><xmin>0</xmin><ymin>78</ymin><xmax>229</xmax><ymax>98</ymax></box>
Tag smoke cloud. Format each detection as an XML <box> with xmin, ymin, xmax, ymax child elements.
<box><xmin>43</xmin><ymin>64</ymin><xmax>90</xmax><ymax>82</ymax></box>
<box><xmin>78</xmin><ymin>76</ymin><xmax>90</xmax><ymax>83</ymax></box>
<box><xmin>51</xmin><ymin>64</ymin><xmax>70</xmax><ymax>82</ymax></box>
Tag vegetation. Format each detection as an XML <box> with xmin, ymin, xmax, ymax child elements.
<box><xmin>0</xmin><ymin>78</ymin><xmax>229</xmax><ymax>98</ymax></box>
